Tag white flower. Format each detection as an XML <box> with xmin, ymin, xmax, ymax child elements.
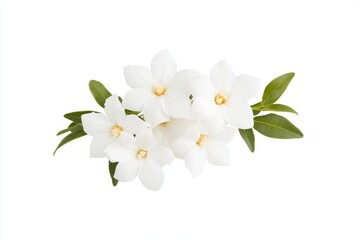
<box><xmin>172</xmin><ymin>117</ymin><xmax>236</xmax><ymax>177</ymax></box>
<box><xmin>191</xmin><ymin>60</ymin><xmax>261</xmax><ymax>129</ymax></box>
<box><xmin>81</xmin><ymin>95</ymin><xmax>150</xmax><ymax>158</ymax></box>
<box><xmin>152</xmin><ymin>118</ymin><xmax>195</xmax><ymax>147</ymax></box>
<box><xmin>122</xmin><ymin>50</ymin><xmax>198</xmax><ymax>126</ymax></box>
<box><xmin>104</xmin><ymin>129</ymin><xmax>174</xmax><ymax>191</ymax></box>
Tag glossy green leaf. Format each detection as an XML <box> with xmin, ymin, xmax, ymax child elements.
<box><xmin>261</xmin><ymin>104</ymin><xmax>298</xmax><ymax>114</ymax></box>
<box><xmin>53</xmin><ymin>130</ymin><xmax>87</xmax><ymax>155</ymax></box>
<box><xmin>239</xmin><ymin>129</ymin><xmax>255</xmax><ymax>152</ymax></box>
<box><xmin>89</xmin><ymin>80</ymin><xmax>112</xmax><ymax>107</ymax></box>
<box><xmin>56</xmin><ymin>123</ymin><xmax>83</xmax><ymax>136</ymax></box>
<box><xmin>254</xmin><ymin>114</ymin><xmax>303</xmax><ymax>139</ymax></box>
<box><xmin>108</xmin><ymin>161</ymin><xmax>119</xmax><ymax>186</ymax></box>
<box><xmin>64</xmin><ymin>110</ymin><xmax>96</xmax><ymax>123</ymax></box>
<box><xmin>262</xmin><ymin>72</ymin><xmax>295</xmax><ymax>106</ymax></box>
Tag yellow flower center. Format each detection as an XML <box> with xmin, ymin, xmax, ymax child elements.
<box><xmin>214</xmin><ymin>93</ymin><xmax>228</xmax><ymax>105</ymax></box>
<box><xmin>196</xmin><ymin>134</ymin><xmax>207</xmax><ymax>146</ymax></box>
<box><xmin>111</xmin><ymin>124</ymin><xmax>123</xmax><ymax>137</ymax></box>
<box><xmin>153</xmin><ymin>84</ymin><xmax>166</xmax><ymax>96</ymax></box>
<box><xmin>136</xmin><ymin>149</ymin><xmax>148</xmax><ymax>159</ymax></box>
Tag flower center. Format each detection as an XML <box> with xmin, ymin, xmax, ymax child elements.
<box><xmin>160</xmin><ymin>121</ymin><xmax>168</xmax><ymax>126</ymax></box>
<box><xmin>111</xmin><ymin>124</ymin><xmax>123</xmax><ymax>137</ymax></box>
<box><xmin>214</xmin><ymin>94</ymin><xmax>228</xmax><ymax>105</ymax></box>
<box><xmin>136</xmin><ymin>149</ymin><xmax>148</xmax><ymax>159</ymax></box>
<box><xmin>153</xmin><ymin>84</ymin><xmax>166</xmax><ymax>96</ymax></box>
<box><xmin>196</xmin><ymin>134</ymin><xmax>207</xmax><ymax>146</ymax></box>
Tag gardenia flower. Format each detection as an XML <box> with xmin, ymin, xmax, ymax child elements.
<box><xmin>122</xmin><ymin>50</ymin><xmax>198</xmax><ymax>126</ymax></box>
<box><xmin>81</xmin><ymin>95</ymin><xmax>149</xmax><ymax>158</ymax></box>
<box><xmin>191</xmin><ymin>60</ymin><xmax>261</xmax><ymax>129</ymax></box>
<box><xmin>171</xmin><ymin>117</ymin><xmax>236</xmax><ymax>177</ymax></box>
<box><xmin>104</xmin><ymin>129</ymin><xmax>174</xmax><ymax>191</ymax></box>
<box><xmin>152</xmin><ymin>118</ymin><xmax>195</xmax><ymax>147</ymax></box>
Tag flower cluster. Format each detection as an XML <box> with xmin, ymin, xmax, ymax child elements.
<box><xmin>55</xmin><ymin>50</ymin><xmax>303</xmax><ymax>191</ymax></box>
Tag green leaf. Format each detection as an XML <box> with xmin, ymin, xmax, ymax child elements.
<box><xmin>254</xmin><ymin>114</ymin><xmax>303</xmax><ymax>139</ymax></box>
<box><xmin>239</xmin><ymin>129</ymin><xmax>255</xmax><ymax>152</ymax></box>
<box><xmin>89</xmin><ymin>80</ymin><xmax>112</xmax><ymax>107</ymax></box>
<box><xmin>261</xmin><ymin>104</ymin><xmax>298</xmax><ymax>114</ymax></box>
<box><xmin>108</xmin><ymin>161</ymin><xmax>119</xmax><ymax>186</ymax></box>
<box><xmin>262</xmin><ymin>72</ymin><xmax>295</xmax><ymax>106</ymax></box>
<box><xmin>251</xmin><ymin>102</ymin><xmax>262</xmax><ymax>116</ymax></box>
<box><xmin>64</xmin><ymin>110</ymin><xmax>96</xmax><ymax>123</ymax></box>
<box><xmin>56</xmin><ymin>123</ymin><xmax>83</xmax><ymax>136</ymax></box>
<box><xmin>53</xmin><ymin>130</ymin><xmax>87</xmax><ymax>155</ymax></box>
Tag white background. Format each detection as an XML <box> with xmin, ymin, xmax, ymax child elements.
<box><xmin>1</xmin><ymin>0</ymin><xmax>360</xmax><ymax>239</ymax></box>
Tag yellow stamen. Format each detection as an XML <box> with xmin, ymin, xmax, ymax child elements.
<box><xmin>153</xmin><ymin>84</ymin><xmax>166</xmax><ymax>96</ymax></box>
<box><xmin>136</xmin><ymin>149</ymin><xmax>148</xmax><ymax>159</ymax></box>
<box><xmin>111</xmin><ymin>125</ymin><xmax>123</xmax><ymax>137</ymax></box>
<box><xmin>196</xmin><ymin>134</ymin><xmax>207</xmax><ymax>146</ymax></box>
<box><xmin>214</xmin><ymin>94</ymin><xmax>228</xmax><ymax>105</ymax></box>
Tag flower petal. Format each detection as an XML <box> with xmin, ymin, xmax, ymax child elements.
<box><xmin>162</xmin><ymin>90</ymin><xmax>191</xmax><ymax>118</ymax></box>
<box><xmin>149</xmin><ymin>146</ymin><xmax>174</xmax><ymax>166</ymax></box>
<box><xmin>136</xmin><ymin>129</ymin><xmax>158</xmax><ymax>149</ymax></box>
<box><xmin>190</xmin><ymin>75</ymin><xmax>215</xmax><ymax>97</ymax></box>
<box><xmin>122</xmin><ymin>88</ymin><xmax>153</xmax><ymax>112</ymax></box>
<box><xmin>104</xmin><ymin>95</ymin><xmax>126</xmax><ymax>124</ymax></box>
<box><xmin>191</xmin><ymin>95</ymin><xmax>217</xmax><ymax>120</ymax></box>
<box><xmin>81</xmin><ymin>113</ymin><xmax>112</xmax><ymax>137</ymax></box>
<box><xmin>229</xmin><ymin>74</ymin><xmax>261</xmax><ymax>102</ymax></box>
<box><xmin>143</xmin><ymin>97</ymin><xmax>170</xmax><ymax>126</ymax></box>
<box><xmin>122</xmin><ymin>115</ymin><xmax>150</xmax><ymax>135</ymax></box>
<box><xmin>210</xmin><ymin>60</ymin><xmax>236</xmax><ymax>92</ymax></box>
<box><xmin>206</xmin><ymin>141</ymin><xmax>230</xmax><ymax>166</ymax></box>
<box><xmin>124</xmin><ymin>65</ymin><xmax>154</xmax><ymax>88</ymax></box>
<box><xmin>104</xmin><ymin>136</ymin><xmax>137</xmax><ymax>163</ymax></box>
<box><xmin>114</xmin><ymin>160</ymin><xmax>140</xmax><ymax>182</ymax></box>
<box><xmin>138</xmin><ymin>161</ymin><xmax>164</xmax><ymax>191</ymax></box>
<box><xmin>209</xmin><ymin>126</ymin><xmax>236</xmax><ymax>144</ymax></box>
<box><xmin>90</xmin><ymin>136</ymin><xmax>115</xmax><ymax>158</ymax></box>
<box><xmin>185</xmin><ymin>147</ymin><xmax>207</xmax><ymax>177</ymax></box>
<box><xmin>151</xmin><ymin>50</ymin><xmax>177</xmax><ymax>83</ymax></box>
<box><xmin>171</xmin><ymin>136</ymin><xmax>196</xmax><ymax>159</ymax></box>
<box><xmin>167</xmin><ymin>69</ymin><xmax>199</xmax><ymax>95</ymax></box>
<box><xmin>223</xmin><ymin>102</ymin><xmax>254</xmax><ymax>129</ymax></box>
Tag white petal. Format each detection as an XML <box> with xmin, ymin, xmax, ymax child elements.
<box><xmin>229</xmin><ymin>74</ymin><xmax>261</xmax><ymax>102</ymax></box>
<box><xmin>149</xmin><ymin>146</ymin><xmax>174</xmax><ymax>166</ymax></box>
<box><xmin>167</xmin><ymin>69</ymin><xmax>199</xmax><ymax>95</ymax></box>
<box><xmin>119</xmin><ymin>132</ymin><xmax>137</xmax><ymax>148</ymax></box>
<box><xmin>124</xmin><ymin>65</ymin><xmax>154</xmax><ymax>88</ymax></box>
<box><xmin>135</xmin><ymin>129</ymin><xmax>158</xmax><ymax>149</ymax></box>
<box><xmin>201</xmin><ymin>115</ymin><xmax>226</xmax><ymax>135</ymax></box>
<box><xmin>223</xmin><ymin>102</ymin><xmax>254</xmax><ymax>129</ymax></box>
<box><xmin>143</xmin><ymin>97</ymin><xmax>170</xmax><ymax>126</ymax></box>
<box><xmin>209</xmin><ymin>126</ymin><xmax>236</xmax><ymax>144</ymax></box>
<box><xmin>122</xmin><ymin>88</ymin><xmax>153</xmax><ymax>112</ymax></box>
<box><xmin>81</xmin><ymin>113</ymin><xmax>112</xmax><ymax>137</ymax></box>
<box><xmin>210</xmin><ymin>60</ymin><xmax>236</xmax><ymax>92</ymax></box>
<box><xmin>171</xmin><ymin>137</ymin><xmax>196</xmax><ymax>159</ymax></box>
<box><xmin>162</xmin><ymin>90</ymin><xmax>191</xmax><ymax>118</ymax></box>
<box><xmin>114</xmin><ymin>160</ymin><xmax>140</xmax><ymax>182</ymax></box>
<box><xmin>122</xmin><ymin>115</ymin><xmax>150</xmax><ymax>135</ymax></box>
<box><xmin>90</xmin><ymin>136</ymin><xmax>115</xmax><ymax>158</ymax></box>
<box><xmin>190</xmin><ymin>75</ymin><xmax>215</xmax><ymax>97</ymax></box>
<box><xmin>151</xmin><ymin>50</ymin><xmax>177</xmax><ymax>83</ymax></box>
<box><xmin>185</xmin><ymin>147</ymin><xmax>207</xmax><ymax>177</ymax></box>
<box><xmin>206</xmin><ymin>141</ymin><xmax>230</xmax><ymax>166</ymax></box>
<box><xmin>191</xmin><ymin>95</ymin><xmax>217</xmax><ymax>120</ymax></box>
<box><xmin>138</xmin><ymin>161</ymin><xmax>164</xmax><ymax>191</ymax></box>
<box><xmin>104</xmin><ymin>95</ymin><xmax>126</xmax><ymax>124</ymax></box>
<box><xmin>104</xmin><ymin>137</ymin><xmax>136</xmax><ymax>163</ymax></box>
